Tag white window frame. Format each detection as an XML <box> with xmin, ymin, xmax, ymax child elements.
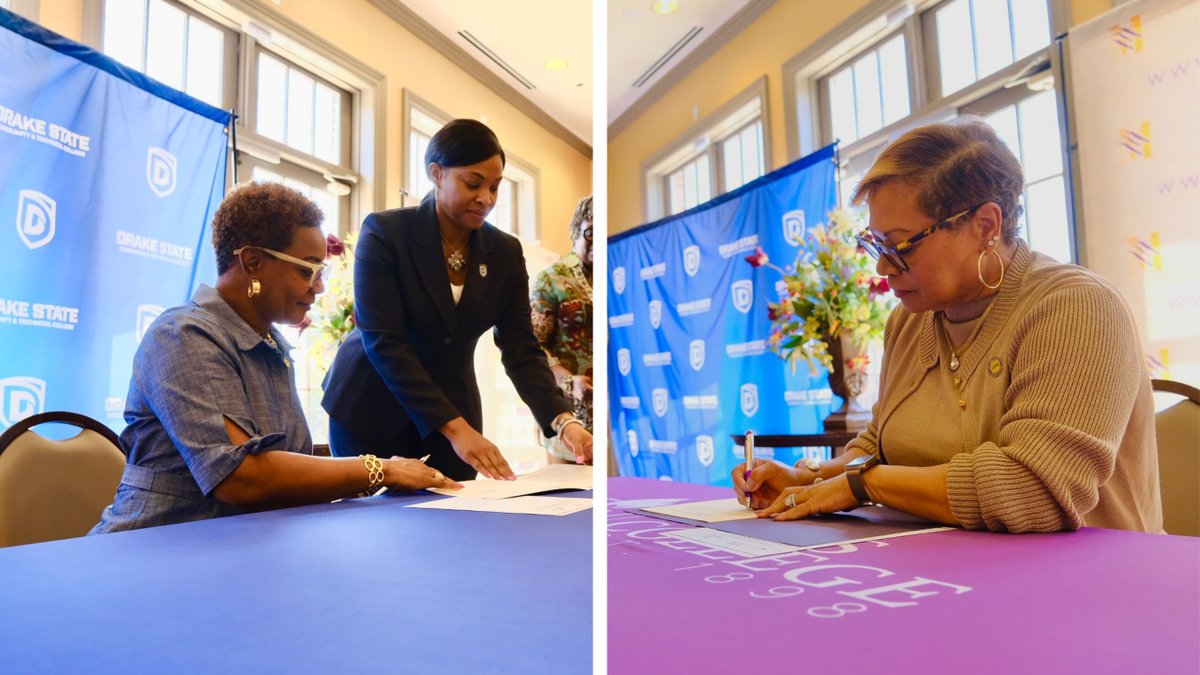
<box><xmin>782</xmin><ymin>0</ymin><xmax>1075</xmax><ymax>254</ymax></box>
<box><xmin>641</xmin><ymin>76</ymin><xmax>771</xmax><ymax>222</ymax></box>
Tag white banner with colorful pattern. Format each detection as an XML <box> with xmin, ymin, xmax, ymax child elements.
<box><xmin>1069</xmin><ymin>0</ymin><xmax>1200</xmax><ymax>387</ymax></box>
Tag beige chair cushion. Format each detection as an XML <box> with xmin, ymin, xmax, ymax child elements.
<box><xmin>0</xmin><ymin>429</ymin><xmax>125</xmax><ymax>547</ymax></box>
<box><xmin>1156</xmin><ymin>399</ymin><xmax>1200</xmax><ymax>537</ymax></box>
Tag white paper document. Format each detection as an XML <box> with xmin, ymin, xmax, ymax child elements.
<box><xmin>408</xmin><ymin>495</ymin><xmax>592</xmax><ymax>516</ymax></box>
<box><xmin>663</xmin><ymin>528</ymin><xmax>802</xmax><ymax>557</ymax></box>
<box><xmin>428</xmin><ymin>463</ymin><xmax>593</xmax><ymax>500</ymax></box>
<box><xmin>641</xmin><ymin>498</ymin><xmax>759</xmax><ymax>523</ymax></box>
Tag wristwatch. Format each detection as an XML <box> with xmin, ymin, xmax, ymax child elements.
<box><xmin>843</xmin><ymin>453</ymin><xmax>881</xmax><ymax>506</ymax></box>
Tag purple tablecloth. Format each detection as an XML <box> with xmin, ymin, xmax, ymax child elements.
<box><xmin>608</xmin><ymin>477</ymin><xmax>1199</xmax><ymax>673</ymax></box>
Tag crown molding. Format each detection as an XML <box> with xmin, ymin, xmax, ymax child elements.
<box><xmin>367</xmin><ymin>0</ymin><xmax>591</xmax><ymax>159</ymax></box>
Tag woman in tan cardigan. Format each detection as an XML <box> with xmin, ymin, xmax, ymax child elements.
<box><xmin>732</xmin><ymin>121</ymin><xmax>1162</xmax><ymax>533</ymax></box>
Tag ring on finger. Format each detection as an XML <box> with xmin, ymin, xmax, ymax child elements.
<box><xmin>784</xmin><ymin>493</ymin><xmax>798</xmax><ymax>509</ymax></box>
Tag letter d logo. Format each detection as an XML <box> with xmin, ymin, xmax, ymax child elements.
<box><xmin>16</xmin><ymin>190</ymin><xmax>56</xmax><ymax>249</ymax></box>
<box><xmin>147</xmin><ymin>147</ymin><xmax>178</xmax><ymax>198</ymax></box>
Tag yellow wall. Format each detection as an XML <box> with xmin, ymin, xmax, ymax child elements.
<box><xmin>608</xmin><ymin>0</ymin><xmax>1119</xmax><ymax>236</ymax></box>
<box><xmin>35</xmin><ymin>0</ymin><xmax>591</xmax><ymax>255</ymax></box>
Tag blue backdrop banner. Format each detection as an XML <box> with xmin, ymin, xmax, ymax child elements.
<box><xmin>608</xmin><ymin>144</ymin><xmax>838</xmax><ymax>485</ymax></box>
<box><xmin>0</xmin><ymin>9</ymin><xmax>230</xmax><ymax>432</ymax></box>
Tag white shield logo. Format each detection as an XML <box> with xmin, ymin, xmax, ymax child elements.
<box><xmin>696</xmin><ymin>435</ymin><xmax>714</xmax><ymax>467</ymax></box>
<box><xmin>649</xmin><ymin>300</ymin><xmax>662</xmax><ymax>329</ymax></box>
<box><xmin>652</xmin><ymin>387</ymin><xmax>668</xmax><ymax>417</ymax></box>
<box><xmin>612</xmin><ymin>266</ymin><xmax>626</xmax><ymax>294</ymax></box>
<box><xmin>683</xmin><ymin>245</ymin><xmax>701</xmax><ymax>276</ymax></box>
<box><xmin>136</xmin><ymin>304</ymin><xmax>165</xmax><ymax>343</ymax></box>
<box><xmin>0</xmin><ymin>376</ymin><xmax>46</xmax><ymax>428</ymax></box>
<box><xmin>731</xmin><ymin>279</ymin><xmax>753</xmax><ymax>314</ymax></box>
<box><xmin>689</xmin><ymin>339</ymin><xmax>705</xmax><ymax>371</ymax></box>
<box><xmin>16</xmin><ymin>190</ymin><xmax>56</xmax><ymax>250</ymax></box>
<box><xmin>147</xmin><ymin>147</ymin><xmax>177</xmax><ymax>198</ymax></box>
<box><xmin>740</xmin><ymin>383</ymin><xmax>759</xmax><ymax>418</ymax></box>
<box><xmin>783</xmin><ymin>209</ymin><xmax>806</xmax><ymax>246</ymax></box>
<box><xmin>627</xmin><ymin>429</ymin><xmax>639</xmax><ymax>457</ymax></box>
<box><xmin>617</xmin><ymin>348</ymin><xmax>631</xmax><ymax>376</ymax></box>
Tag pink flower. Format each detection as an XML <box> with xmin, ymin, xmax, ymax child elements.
<box><xmin>846</xmin><ymin>355</ymin><xmax>871</xmax><ymax>373</ymax></box>
<box><xmin>295</xmin><ymin>315</ymin><xmax>312</xmax><ymax>334</ymax></box>
<box><xmin>325</xmin><ymin>234</ymin><xmax>345</xmax><ymax>258</ymax></box>
<box><xmin>868</xmin><ymin>277</ymin><xmax>890</xmax><ymax>296</ymax></box>
<box><xmin>767</xmin><ymin>305</ymin><xmax>781</xmax><ymax>321</ymax></box>
<box><xmin>745</xmin><ymin>246</ymin><xmax>769</xmax><ymax>268</ymax></box>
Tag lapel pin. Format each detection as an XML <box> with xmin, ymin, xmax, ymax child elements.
<box><xmin>479</xmin><ymin>264</ymin><xmax>488</xmax><ymax>278</ymax></box>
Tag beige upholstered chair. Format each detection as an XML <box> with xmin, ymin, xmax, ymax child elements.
<box><xmin>0</xmin><ymin>412</ymin><xmax>125</xmax><ymax>547</ymax></box>
<box><xmin>1152</xmin><ymin>380</ymin><xmax>1200</xmax><ymax>537</ymax></box>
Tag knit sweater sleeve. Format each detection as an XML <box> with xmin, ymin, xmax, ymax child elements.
<box><xmin>945</xmin><ymin>280</ymin><xmax>1142</xmax><ymax>533</ymax></box>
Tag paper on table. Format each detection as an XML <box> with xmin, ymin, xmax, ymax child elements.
<box><xmin>641</xmin><ymin>498</ymin><xmax>759</xmax><ymax>523</ymax></box>
<box><xmin>428</xmin><ymin>463</ymin><xmax>593</xmax><ymax>499</ymax></box>
<box><xmin>663</xmin><ymin>528</ymin><xmax>801</xmax><ymax>557</ymax></box>
<box><xmin>408</xmin><ymin>495</ymin><xmax>592</xmax><ymax>516</ymax></box>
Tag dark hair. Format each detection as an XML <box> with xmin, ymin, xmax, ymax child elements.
<box><xmin>852</xmin><ymin>119</ymin><xmax>1025</xmax><ymax>243</ymax></box>
<box><xmin>424</xmin><ymin>119</ymin><xmax>506</xmax><ymax>176</ymax></box>
<box><xmin>570</xmin><ymin>196</ymin><xmax>593</xmax><ymax>240</ymax></box>
<box><xmin>211</xmin><ymin>182</ymin><xmax>324</xmax><ymax>274</ymax></box>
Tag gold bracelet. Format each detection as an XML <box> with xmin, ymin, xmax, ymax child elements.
<box><xmin>360</xmin><ymin>454</ymin><xmax>385</xmax><ymax>492</ymax></box>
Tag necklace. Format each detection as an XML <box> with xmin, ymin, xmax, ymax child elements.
<box><xmin>440</xmin><ymin>234</ymin><xmax>466</xmax><ymax>272</ymax></box>
<box><xmin>570</xmin><ymin>258</ymin><xmax>593</xmax><ymax>303</ymax></box>
<box><xmin>263</xmin><ymin>333</ymin><xmax>277</xmax><ymax>350</ymax></box>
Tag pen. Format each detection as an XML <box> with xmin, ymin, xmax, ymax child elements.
<box><xmin>372</xmin><ymin>454</ymin><xmax>432</xmax><ymax>497</ymax></box>
<box><xmin>744</xmin><ymin>430</ymin><xmax>754</xmax><ymax>510</ymax></box>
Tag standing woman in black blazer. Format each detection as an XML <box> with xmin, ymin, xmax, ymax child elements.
<box><xmin>322</xmin><ymin>119</ymin><xmax>592</xmax><ymax>481</ymax></box>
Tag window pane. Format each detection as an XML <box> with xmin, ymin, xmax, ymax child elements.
<box><xmin>668</xmin><ymin>170</ymin><xmax>686</xmax><ymax>215</ymax></box>
<box><xmin>828</xmin><ymin>68</ymin><xmax>857</xmax><ymax>143</ymax></box>
<box><xmin>493</xmin><ymin>178</ymin><xmax>516</xmax><ymax>234</ymax></box>
<box><xmin>313</xmin><ymin>83</ymin><xmax>340</xmax><ymax>164</ymax></box>
<box><xmin>309</xmin><ymin>186</ymin><xmax>338</xmax><ymax>236</ymax></box>
<box><xmin>256</xmin><ymin>53</ymin><xmax>287</xmax><ymax>144</ymax></box>
<box><xmin>984</xmin><ymin>106</ymin><xmax>1020</xmax><ymax>163</ymax></box>
<box><xmin>251</xmin><ymin>167</ymin><xmax>282</xmax><ymax>184</ymax></box>
<box><xmin>283</xmin><ymin>177</ymin><xmax>311</xmax><ymax>200</ymax></box>
<box><xmin>742</xmin><ymin>121</ymin><xmax>763</xmax><ymax>183</ymax></box>
<box><xmin>937</xmin><ymin>0</ymin><xmax>976</xmax><ymax>96</ymax></box>
<box><xmin>285</xmin><ymin>69</ymin><xmax>315</xmax><ymax>154</ymax></box>
<box><xmin>972</xmin><ymin>0</ymin><xmax>1014</xmax><ymax>79</ymax></box>
<box><xmin>695</xmin><ymin>154</ymin><xmax>712</xmax><ymax>205</ymax></box>
<box><xmin>1026</xmin><ymin>176</ymin><xmax>1071</xmax><ymax>262</ymax></box>
<box><xmin>722</xmin><ymin>132</ymin><xmax>743</xmax><ymax>191</ymax></box>
<box><xmin>853</xmin><ymin>51</ymin><xmax>883</xmax><ymax>138</ymax></box>
<box><xmin>104</xmin><ymin>0</ymin><xmax>146</xmax><ymax>70</ymax></box>
<box><xmin>682</xmin><ymin>161</ymin><xmax>698</xmax><ymax>209</ymax></box>
<box><xmin>1018</xmin><ymin>90</ymin><xmax>1062</xmax><ymax>182</ymax></box>
<box><xmin>185</xmin><ymin>17</ymin><xmax>222</xmax><ymax>106</ymax></box>
<box><xmin>1012</xmin><ymin>0</ymin><xmax>1051</xmax><ymax>60</ymax></box>
<box><xmin>410</xmin><ymin>130</ymin><xmax>433</xmax><ymax>199</ymax></box>
<box><xmin>878</xmin><ymin>35</ymin><xmax>910</xmax><ymax>125</ymax></box>
<box><xmin>145</xmin><ymin>0</ymin><xmax>185</xmax><ymax>90</ymax></box>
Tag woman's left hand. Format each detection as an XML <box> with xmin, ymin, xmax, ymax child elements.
<box><xmin>757</xmin><ymin>474</ymin><xmax>860</xmax><ymax>520</ymax></box>
<box><xmin>561</xmin><ymin>424</ymin><xmax>593</xmax><ymax>465</ymax></box>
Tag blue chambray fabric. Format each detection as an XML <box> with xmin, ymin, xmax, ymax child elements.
<box><xmin>90</xmin><ymin>285</ymin><xmax>312</xmax><ymax>533</ymax></box>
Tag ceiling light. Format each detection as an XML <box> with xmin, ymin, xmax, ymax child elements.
<box><xmin>545</xmin><ymin>58</ymin><xmax>569</xmax><ymax>71</ymax></box>
<box><xmin>651</xmin><ymin>1</ymin><xmax>679</xmax><ymax>15</ymax></box>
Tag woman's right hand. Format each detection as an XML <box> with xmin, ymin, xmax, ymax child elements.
<box><xmin>384</xmin><ymin>457</ymin><xmax>462</xmax><ymax>491</ymax></box>
<box><xmin>442</xmin><ymin>418</ymin><xmax>515</xmax><ymax>480</ymax></box>
<box><xmin>732</xmin><ymin>458</ymin><xmax>808</xmax><ymax>510</ymax></box>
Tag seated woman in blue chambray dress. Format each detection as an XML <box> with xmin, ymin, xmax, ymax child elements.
<box><xmin>91</xmin><ymin>182</ymin><xmax>459</xmax><ymax>534</ymax></box>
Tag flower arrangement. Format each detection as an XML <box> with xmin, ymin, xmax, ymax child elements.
<box><xmin>746</xmin><ymin>209</ymin><xmax>895</xmax><ymax>376</ymax></box>
<box><xmin>297</xmin><ymin>233</ymin><xmax>356</xmax><ymax>372</ymax></box>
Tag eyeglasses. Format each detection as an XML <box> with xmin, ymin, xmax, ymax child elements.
<box><xmin>580</xmin><ymin>228</ymin><xmax>593</xmax><ymax>242</ymax></box>
<box><xmin>233</xmin><ymin>246</ymin><xmax>327</xmax><ymax>286</ymax></box>
<box><xmin>855</xmin><ymin>203</ymin><xmax>986</xmax><ymax>272</ymax></box>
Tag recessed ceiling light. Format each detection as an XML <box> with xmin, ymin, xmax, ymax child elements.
<box><xmin>651</xmin><ymin>1</ymin><xmax>679</xmax><ymax>15</ymax></box>
<box><xmin>545</xmin><ymin>58</ymin><xmax>569</xmax><ymax>71</ymax></box>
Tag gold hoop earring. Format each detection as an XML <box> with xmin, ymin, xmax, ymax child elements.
<box><xmin>977</xmin><ymin>239</ymin><xmax>1004</xmax><ymax>290</ymax></box>
<box><xmin>247</xmin><ymin>278</ymin><xmax>262</xmax><ymax>298</ymax></box>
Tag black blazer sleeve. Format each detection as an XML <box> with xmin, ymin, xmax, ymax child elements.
<box><xmin>354</xmin><ymin>211</ymin><xmax>460</xmax><ymax>437</ymax></box>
